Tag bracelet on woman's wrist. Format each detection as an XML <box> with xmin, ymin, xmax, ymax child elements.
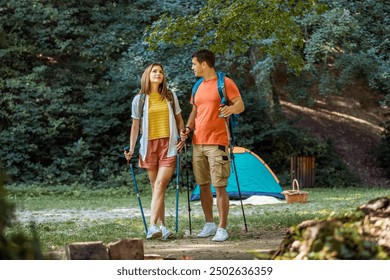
<box><xmin>185</xmin><ymin>126</ymin><xmax>192</xmax><ymax>132</ymax></box>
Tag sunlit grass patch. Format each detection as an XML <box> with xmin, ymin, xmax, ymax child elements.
<box><xmin>5</xmin><ymin>185</ymin><xmax>389</xmax><ymax>257</ymax></box>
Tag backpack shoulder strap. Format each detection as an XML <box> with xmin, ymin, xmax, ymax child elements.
<box><xmin>168</xmin><ymin>90</ymin><xmax>176</xmax><ymax>116</ymax></box>
<box><xmin>137</xmin><ymin>93</ymin><xmax>146</xmax><ymax>134</ymax></box>
<box><xmin>192</xmin><ymin>73</ymin><xmax>229</xmax><ymax>105</ymax></box>
<box><xmin>191</xmin><ymin>77</ymin><xmax>204</xmax><ymax>104</ymax></box>
<box><xmin>138</xmin><ymin>92</ymin><xmax>146</xmax><ymax>119</ymax></box>
<box><xmin>217</xmin><ymin>72</ymin><xmax>239</xmax><ymax>145</ymax></box>
<box><xmin>217</xmin><ymin>72</ymin><xmax>228</xmax><ymax>105</ymax></box>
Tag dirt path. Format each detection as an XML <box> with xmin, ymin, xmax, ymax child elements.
<box><xmin>48</xmin><ymin>228</ymin><xmax>285</xmax><ymax>260</ymax></box>
<box><xmin>143</xmin><ymin>228</ymin><xmax>286</xmax><ymax>260</ymax></box>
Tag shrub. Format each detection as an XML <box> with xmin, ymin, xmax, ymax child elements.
<box><xmin>0</xmin><ymin>168</ymin><xmax>43</xmax><ymax>259</ymax></box>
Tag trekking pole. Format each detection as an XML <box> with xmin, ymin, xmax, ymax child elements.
<box><xmin>184</xmin><ymin>140</ymin><xmax>192</xmax><ymax>235</ymax></box>
<box><xmin>124</xmin><ymin>147</ymin><xmax>148</xmax><ymax>235</ymax></box>
<box><xmin>223</xmin><ymin>117</ymin><xmax>248</xmax><ymax>232</ymax></box>
<box><xmin>175</xmin><ymin>152</ymin><xmax>180</xmax><ymax>234</ymax></box>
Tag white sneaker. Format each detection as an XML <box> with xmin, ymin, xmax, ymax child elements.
<box><xmin>197</xmin><ymin>222</ymin><xmax>217</xmax><ymax>238</ymax></box>
<box><xmin>212</xmin><ymin>228</ymin><xmax>229</xmax><ymax>242</ymax></box>
<box><xmin>160</xmin><ymin>226</ymin><xmax>173</xmax><ymax>240</ymax></box>
<box><xmin>146</xmin><ymin>224</ymin><xmax>162</xmax><ymax>239</ymax></box>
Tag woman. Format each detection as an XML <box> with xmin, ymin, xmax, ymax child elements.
<box><xmin>124</xmin><ymin>63</ymin><xmax>185</xmax><ymax>240</ymax></box>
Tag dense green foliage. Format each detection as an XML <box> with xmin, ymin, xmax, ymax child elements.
<box><xmin>0</xmin><ymin>0</ymin><xmax>199</xmax><ymax>185</ymax></box>
<box><xmin>298</xmin><ymin>0</ymin><xmax>390</xmax><ymax>104</ymax></box>
<box><xmin>1</xmin><ymin>0</ymin><xmax>389</xmax><ymax>187</ymax></box>
<box><xmin>147</xmin><ymin>0</ymin><xmax>328</xmax><ymax>73</ymax></box>
<box><xmin>147</xmin><ymin>0</ymin><xmax>389</xmax><ymax>104</ymax></box>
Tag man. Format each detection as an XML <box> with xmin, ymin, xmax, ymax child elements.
<box><xmin>181</xmin><ymin>49</ymin><xmax>244</xmax><ymax>241</ymax></box>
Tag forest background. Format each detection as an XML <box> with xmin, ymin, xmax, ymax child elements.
<box><xmin>1</xmin><ymin>0</ymin><xmax>389</xmax><ymax>189</ymax></box>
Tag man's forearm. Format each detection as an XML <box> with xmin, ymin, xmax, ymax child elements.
<box><xmin>231</xmin><ymin>97</ymin><xmax>245</xmax><ymax>114</ymax></box>
<box><xmin>185</xmin><ymin>107</ymin><xmax>197</xmax><ymax>132</ymax></box>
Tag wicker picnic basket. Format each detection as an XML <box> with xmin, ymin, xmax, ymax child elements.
<box><xmin>282</xmin><ymin>179</ymin><xmax>309</xmax><ymax>204</ymax></box>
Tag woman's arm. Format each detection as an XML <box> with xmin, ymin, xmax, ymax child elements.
<box><xmin>124</xmin><ymin>118</ymin><xmax>140</xmax><ymax>161</ymax></box>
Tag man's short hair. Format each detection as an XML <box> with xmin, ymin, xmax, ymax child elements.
<box><xmin>192</xmin><ymin>49</ymin><xmax>215</xmax><ymax>68</ymax></box>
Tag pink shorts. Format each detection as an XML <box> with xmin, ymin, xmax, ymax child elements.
<box><xmin>139</xmin><ymin>137</ymin><xmax>176</xmax><ymax>170</ymax></box>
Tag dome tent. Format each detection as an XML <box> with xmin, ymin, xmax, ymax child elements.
<box><xmin>190</xmin><ymin>147</ymin><xmax>284</xmax><ymax>201</ymax></box>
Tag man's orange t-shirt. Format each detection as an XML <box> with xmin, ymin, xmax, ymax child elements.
<box><xmin>190</xmin><ymin>76</ymin><xmax>241</xmax><ymax>146</ymax></box>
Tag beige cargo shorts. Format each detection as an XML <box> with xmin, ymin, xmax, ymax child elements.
<box><xmin>192</xmin><ymin>144</ymin><xmax>231</xmax><ymax>187</ymax></box>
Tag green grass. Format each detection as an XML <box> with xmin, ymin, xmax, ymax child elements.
<box><xmin>5</xmin><ymin>185</ymin><xmax>390</xmax><ymax>256</ymax></box>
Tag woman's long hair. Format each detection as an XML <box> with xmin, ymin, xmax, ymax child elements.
<box><xmin>139</xmin><ymin>63</ymin><xmax>172</xmax><ymax>102</ymax></box>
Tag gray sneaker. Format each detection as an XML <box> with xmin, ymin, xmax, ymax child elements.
<box><xmin>160</xmin><ymin>226</ymin><xmax>173</xmax><ymax>240</ymax></box>
<box><xmin>197</xmin><ymin>222</ymin><xmax>217</xmax><ymax>238</ymax></box>
<box><xmin>146</xmin><ymin>224</ymin><xmax>162</xmax><ymax>239</ymax></box>
<box><xmin>212</xmin><ymin>228</ymin><xmax>229</xmax><ymax>242</ymax></box>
